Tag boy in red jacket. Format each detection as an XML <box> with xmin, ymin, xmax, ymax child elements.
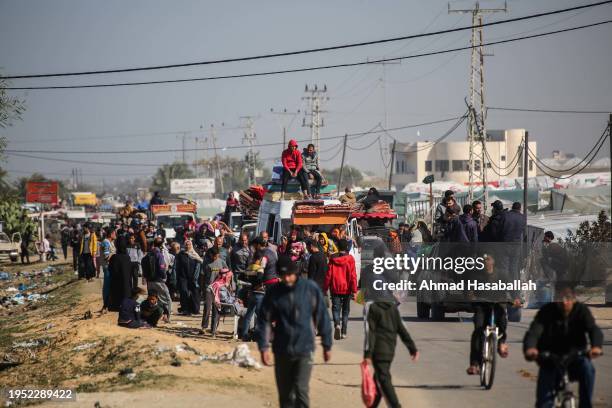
<box><xmin>281</xmin><ymin>139</ymin><xmax>310</xmax><ymax>199</ymax></box>
<box><xmin>324</xmin><ymin>239</ymin><xmax>357</xmax><ymax>340</ymax></box>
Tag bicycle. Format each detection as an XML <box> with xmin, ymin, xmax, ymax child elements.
<box><xmin>538</xmin><ymin>350</ymin><xmax>587</xmax><ymax>408</ymax></box>
<box><xmin>479</xmin><ymin>305</ymin><xmax>499</xmax><ymax>390</ymax></box>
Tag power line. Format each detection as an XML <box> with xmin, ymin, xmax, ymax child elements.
<box><xmin>4</xmin><ymin>116</ymin><xmax>465</xmax><ymax>155</ymax></box>
<box><xmin>529</xmin><ymin>130</ymin><xmax>609</xmax><ymax>179</ymax></box>
<box><xmin>488</xmin><ymin>106</ymin><xmax>611</xmax><ymax>114</ymax></box>
<box><xmin>4</xmin><ymin>0</ymin><xmax>610</xmax><ymax>80</ymax></box>
<box><xmin>4</xmin><ymin>152</ymin><xmax>162</xmax><ymax>167</ymax></box>
<box><xmin>528</xmin><ymin>125</ymin><xmax>609</xmax><ymax>173</ymax></box>
<box><xmin>5</xmin><ymin>19</ymin><xmax>612</xmax><ymax>90</ymax></box>
<box><xmin>6</xmin><ymin>125</ymin><xmax>244</xmax><ymax>145</ymax></box>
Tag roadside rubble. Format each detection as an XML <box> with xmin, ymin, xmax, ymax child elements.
<box><xmin>191</xmin><ymin>343</ymin><xmax>261</xmax><ymax>370</ymax></box>
<box><xmin>0</xmin><ymin>265</ymin><xmax>61</xmax><ymax>309</ymax></box>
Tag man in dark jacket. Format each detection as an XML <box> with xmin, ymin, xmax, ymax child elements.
<box><xmin>459</xmin><ymin>204</ymin><xmax>479</xmax><ymax>243</ymax></box>
<box><xmin>324</xmin><ymin>239</ymin><xmax>357</xmax><ymax>340</ymax></box>
<box><xmin>230</xmin><ymin>233</ymin><xmax>252</xmax><ymax>277</ymax></box>
<box><xmin>482</xmin><ymin>200</ymin><xmax>506</xmax><ymax>242</ymax></box>
<box><xmin>257</xmin><ymin>255</ymin><xmax>332</xmax><ymax>408</ymax></box>
<box><xmin>472</xmin><ymin>200</ymin><xmax>489</xmax><ymax>240</ymax></box>
<box><xmin>306</xmin><ymin>239</ymin><xmax>327</xmax><ymax>292</ymax></box>
<box><xmin>524</xmin><ymin>283</ymin><xmax>603</xmax><ymax>408</ymax></box>
<box><xmin>442</xmin><ymin>207</ymin><xmax>469</xmax><ymax>243</ymax></box>
<box><xmin>502</xmin><ymin>202</ymin><xmax>526</xmax><ymax>242</ymax></box>
<box><xmin>364</xmin><ymin>301</ymin><xmax>419</xmax><ymax>408</ymax></box>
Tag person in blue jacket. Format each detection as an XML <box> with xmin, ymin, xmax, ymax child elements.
<box><xmin>257</xmin><ymin>255</ymin><xmax>332</xmax><ymax>408</ymax></box>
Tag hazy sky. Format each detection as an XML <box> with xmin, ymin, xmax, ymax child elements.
<box><xmin>1</xmin><ymin>0</ymin><xmax>611</xmax><ymax>184</ymax></box>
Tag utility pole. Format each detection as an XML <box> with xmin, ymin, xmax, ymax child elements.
<box><xmin>337</xmin><ymin>134</ymin><xmax>348</xmax><ymax>196</ymax></box>
<box><xmin>388</xmin><ymin>140</ymin><xmax>397</xmax><ymax>190</ymax></box>
<box><xmin>367</xmin><ymin>58</ymin><xmax>401</xmax><ymax>129</ymax></box>
<box><xmin>241</xmin><ymin>116</ymin><xmax>258</xmax><ymax>186</ymax></box>
<box><xmin>608</xmin><ymin>114</ymin><xmax>611</xmax><ymax>216</ymax></box>
<box><xmin>450</xmin><ymin>1</ymin><xmax>506</xmax><ymax>208</ymax></box>
<box><xmin>302</xmin><ymin>84</ymin><xmax>329</xmax><ymax>152</ymax></box>
<box><xmin>523</xmin><ymin>131</ymin><xmax>529</xmax><ymax>233</ymax></box>
<box><xmin>271</xmin><ymin>108</ymin><xmax>301</xmax><ymax>148</ymax></box>
<box><xmin>210</xmin><ymin>125</ymin><xmax>224</xmax><ymax>195</ymax></box>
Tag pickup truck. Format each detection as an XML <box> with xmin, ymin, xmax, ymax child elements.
<box><xmin>0</xmin><ymin>232</ymin><xmax>21</xmax><ymax>263</ymax></box>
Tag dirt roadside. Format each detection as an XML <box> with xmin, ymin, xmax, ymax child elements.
<box><xmin>0</xmin><ymin>258</ymin><xmax>367</xmax><ymax>408</ymax></box>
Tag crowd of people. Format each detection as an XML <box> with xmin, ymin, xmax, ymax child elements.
<box><xmin>46</xmin><ymin>187</ymin><xmax>605</xmax><ymax>408</ymax></box>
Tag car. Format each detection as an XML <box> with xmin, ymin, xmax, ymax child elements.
<box><xmin>240</xmin><ymin>222</ymin><xmax>257</xmax><ymax>241</ymax></box>
<box><xmin>0</xmin><ymin>232</ymin><xmax>21</xmax><ymax>263</ymax></box>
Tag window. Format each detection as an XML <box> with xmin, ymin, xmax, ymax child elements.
<box><xmin>435</xmin><ymin>160</ymin><xmax>449</xmax><ymax>172</ymax></box>
<box><xmin>401</xmin><ymin>160</ymin><xmax>405</xmax><ymax>173</ymax></box>
<box><xmin>529</xmin><ymin>159</ymin><xmax>534</xmax><ymax>171</ymax></box>
<box><xmin>474</xmin><ymin>160</ymin><xmax>481</xmax><ymax>171</ymax></box>
<box><xmin>425</xmin><ymin>160</ymin><xmax>432</xmax><ymax>171</ymax></box>
<box><xmin>396</xmin><ymin>160</ymin><xmax>400</xmax><ymax>174</ymax></box>
<box><xmin>452</xmin><ymin>160</ymin><xmax>469</xmax><ymax>171</ymax></box>
<box><xmin>486</xmin><ymin>162</ymin><xmax>492</xmax><ymax>168</ymax></box>
<box><xmin>501</xmin><ymin>155</ymin><xmax>506</xmax><ymax>161</ymax></box>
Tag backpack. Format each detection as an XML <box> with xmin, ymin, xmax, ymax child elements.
<box><xmin>141</xmin><ymin>252</ymin><xmax>158</xmax><ymax>281</ymax></box>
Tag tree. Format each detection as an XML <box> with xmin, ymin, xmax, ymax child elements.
<box><xmin>0</xmin><ymin>199</ymin><xmax>36</xmax><ymax>236</ymax></box>
<box><xmin>0</xmin><ymin>76</ymin><xmax>26</xmax><ymax>190</ymax></box>
<box><xmin>150</xmin><ymin>162</ymin><xmax>194</xmax><ymax>196</ymax></box>
<box><xmin>321</xmin><ymin>165</ymin><xmax>363</xmax><ymax>188</ymax></box>
<box><xmin>561</xmin><ymin>210</ymin><xmax>611</xmax><ymax>286</ymax></box>
<box><xmin>195</xmin><ymin>153</ymin><xmax>271</xmax><ymax>195</ymax></box>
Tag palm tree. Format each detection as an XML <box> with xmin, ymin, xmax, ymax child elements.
<box><xmin>151</xmin><ymin>162</ymin><xmax>194</xmax><ymax>195</ymax></box>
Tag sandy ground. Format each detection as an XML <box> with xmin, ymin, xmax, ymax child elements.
<box><xmin>1</xmin><ymin>256</ymin><xmax>365</xmax><ymax>408</ymax></box>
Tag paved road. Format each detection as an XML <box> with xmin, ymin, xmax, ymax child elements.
<box><xmin>332</xmin><ymin>300</ymin><xmax>612</xmax><ymax>407</ymax></box>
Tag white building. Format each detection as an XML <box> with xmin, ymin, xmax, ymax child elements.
<box><xmin>391</xmin><ymin>129</ymin><xmax>537</xmax><ymax>190</ymax></box>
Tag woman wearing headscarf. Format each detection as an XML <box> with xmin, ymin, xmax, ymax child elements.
<box><xmin>108</xmin><ymin>236</ymin><xmax>134</xmax><ymax>312</ymax></box>
<box><xmin>318</xmin><ymin>232</ymin><xmax>338</xmax><ymax>260</ymax></box>
<box><xmin>175</xmin><ymin>239</ymin><xmax>203</xmax><ymax>316</ymax></box>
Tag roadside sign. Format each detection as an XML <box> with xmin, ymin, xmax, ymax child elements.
<box><xmin>72</xmin><ymin>192</ymin><xmax>97</xmax><ymax>206</ymax></box>
<box><xmin>26</xmin><ymin>181</ymin><xmax>59</xmax><ymax>205</ymax></box>
<box><xmin>422</xmin><ymin>175</ymin><xmax>435</xmax><ymax>184</ymax></box>
<box><xmin>151</xmin><ymin>204</ymin><xmax>197</xmax><ymax>214</ymax></box>
<box><xmin>170</xmin><ymin>178</ymin><xmax>215</xmax><ymax>194</ymax></box>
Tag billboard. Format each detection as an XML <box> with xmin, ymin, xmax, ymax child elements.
<box><xmin>170</xmin><ymin>178</ymin><xmax>215</xmax><ymax>194</ymax></box>
<box><xmin>72</xmin><ymin>192</ymin><xmax>98</xmax><ymax>206</ymax></box>
<box><xmin>25</xmin><ymin>181</ymin><xmax>59</xmax><ymax>205</ymax></box>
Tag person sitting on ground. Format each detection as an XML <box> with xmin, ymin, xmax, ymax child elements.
<box><xmin>140</xmin><ymin>290</ymin><xmax>166</xmax><ymax>327</ymax></box>
<box><xmin>302</xmin><ymin>143</ymin><xmax>323</xmax><ymax>198</ymax></box>
<box><xmin>118</xmin><ymin>287</ymin><xmax>149</xmax><ymax>329</ymax></box>
<box><xmin>280</xmin><ymin>139</ymin><xmax>309</xmax><ymax>199</ymax></box>
<box><xmin>339</xmin><ymin>187</ymin><xmax>356</xmax><ymax>204</ymax></box>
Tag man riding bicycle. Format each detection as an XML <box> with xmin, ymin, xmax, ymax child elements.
<box><xmin>523</xmin><ymin>282</ymin><xmax>603</xmax><ymax>408</ymax></box>
<box><xmin>466</xmin><ymin>255</ymin><xmax>518</xmax><ymax>375</ymax></box>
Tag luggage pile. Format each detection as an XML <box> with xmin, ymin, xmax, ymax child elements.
<box><xmin>239</xmin><ymin>185</ymin><xmax>266</xmax><ymax>219</ymax></box>
<box><xmin>292</xmin><ymin>201</ymin><xmax>351</xmax><ymax>215</ymax></box>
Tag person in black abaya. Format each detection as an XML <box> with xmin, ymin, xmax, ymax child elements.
<box><xmin>108</xmin><ymin>236</ymin><xmax>134</xmax><ymax>312</ymax></box>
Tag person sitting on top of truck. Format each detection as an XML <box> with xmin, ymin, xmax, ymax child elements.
<box><xmin>280</xmin><ymin>139</ymin><xmax>310</xmax><ymax>199</ymax></box>
<box><xmin>302</xmin><ymin>143</ymin><xmax>323</xmax><ymax>198</ymax></box>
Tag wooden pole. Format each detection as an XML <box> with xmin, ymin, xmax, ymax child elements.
<box><xmin>337</xmin><ymin>134</ymin><xmax>348</xmax><ymax>196</ymax></box>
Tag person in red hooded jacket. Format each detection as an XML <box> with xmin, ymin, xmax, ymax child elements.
<box><xmin>324</xmin><ymin>238</ymin><xmax>357</xmax><ymax>340</ymax></box>
<box><xmin>280</xmin><ymin>139</ymin><xmax>310</xmax><ymax>199</ymax></box>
